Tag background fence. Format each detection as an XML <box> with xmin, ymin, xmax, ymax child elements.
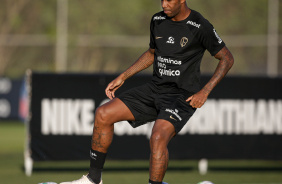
<box><xmin>0</xmin><ymin>0</ymin><xmax>281</xmax><ymax>78</ymax></box>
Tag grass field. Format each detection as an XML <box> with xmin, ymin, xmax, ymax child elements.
<box><xmin>1</xmin><ymin>121</ymin><xmax>282</xmax><ymax>184</ymax></box>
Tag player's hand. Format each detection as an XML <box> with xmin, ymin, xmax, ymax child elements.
<box><xmin>105</xmin><ymin>76</ymin><xmax>124</xmax><ymax>100</ymax></box>
<box><xmin>186</xmin><ymin>90</ymin><xmax>208</xmax><ymax>108</ymax></box>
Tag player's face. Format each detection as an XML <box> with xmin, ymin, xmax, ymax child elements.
<box><xmin>161</xmin><ymin>0</ymin><xmax>182</xmax><ymax>18</ymax></box>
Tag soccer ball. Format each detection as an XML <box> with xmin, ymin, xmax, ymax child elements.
<box><xmin>197</xmin><ymin>181</ymin><xmax>214</xmax><ymax>184</ymax></box>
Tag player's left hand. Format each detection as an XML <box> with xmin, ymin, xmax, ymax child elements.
<box><xmin>105</xmin><ymin>75</ymin><xmax>124</xmax><ymax>100</ymax></box>
<box><xmin>186</xmin><ymin>90</ymin><xmax>208</xmax><ymax>108</ymax></box>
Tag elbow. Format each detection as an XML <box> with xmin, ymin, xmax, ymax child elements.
<box><xmin>228</xmin><ymin>55</ymin><xmax>234</xmax><ymax>69</ymax></box>
<box><xmin>229</xmin><ymin>54</ymin><xmax>234</xmax><ymax>68</ymax></box>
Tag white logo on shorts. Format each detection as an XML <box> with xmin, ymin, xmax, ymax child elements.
<box><xmin>170</xmin><ymin>115</ymin><xmax>177</xmax><ymax>121</ymax></box>
<box><xmin>165</xmin><ymin>108</ymin><xmax>182</xmax><ymax>121</ymax></box>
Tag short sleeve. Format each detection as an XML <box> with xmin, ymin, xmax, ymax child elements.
<box><xmin>198</xmin><ymin>21</ymin><xmax>225</xmax><ymax>56</ymax></box>
<box><xmin>149</xmin><ymin>17</ymin><xmax>156</xmax><ymax>49</ymax></box>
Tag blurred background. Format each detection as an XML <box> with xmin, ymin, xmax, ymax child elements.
<box><xmin>0</xmin><ymin>0</ymin><xmax>281</xmax><ymax>78</ymax></box>
<box><xmin>1</xmin><ymin>0</ymin><xmax>282</xmax><ymax>184</ymax></box>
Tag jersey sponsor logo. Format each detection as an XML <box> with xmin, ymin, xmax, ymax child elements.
<box><xmin>213</xmin><ymin>28</ymin><xmax>223</xmax><ymax>44</ymax></box>
<box><xmin>157</xmin><ymin>56</ymin><xmax>182</xmax><ymax>65</ymax></box>
<box><xmin>159</xmin><ymin>68</ymin><xmax>180</xmax><ymax>77</ymax></box>
<box><xmin>157</xmin><ymin>56</ymin><xmax>182</xmax><ymax>77</ymax></box>
<box><xmin>180</xmin><ymin>37</ymin><xmax>188</xmax><ymax>47</ymax></box>
<box><xmin>153</xmin><ymin>16</ymin><xmax>166</xmax><ymax>21</ymax></box>
<box><xmin>186</xmin><ymin>20</ymin><xmax>201</xmax><ymax>28</ymax></box>
<box><xmin>166</xmin><ymin>36</ymin><xmax>175</xmax><ymax>44</ymax></box>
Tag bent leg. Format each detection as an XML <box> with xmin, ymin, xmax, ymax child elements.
<box><xmin>149</xmin><ymin>119</ymin><xmax>176</xmax><ymax>182</ymax></box>
<box><xmin>92</xmin><ymin>98</ymin><xmax>135</xmax><ymax>153</ymax></box>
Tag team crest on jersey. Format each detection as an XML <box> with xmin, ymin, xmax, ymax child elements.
<box><xmin>180</xmin><ymin>37</ymin><xmax>188</xmax><ymax>47</ymax></box>
<box><xmin>166</xmin><ymin>36</ymin><xmax>175</xmax><ymax>44</ymax></box>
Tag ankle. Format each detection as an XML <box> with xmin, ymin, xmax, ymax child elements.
<box><xmin>149</xmin><ymin>179</ymin><xmax>162</xmax><ymax>184</ymax></box>
<box><xmin>88</xmin><ymin>168</ymin><xmax>102</xmax><ymax>184</ymax></box>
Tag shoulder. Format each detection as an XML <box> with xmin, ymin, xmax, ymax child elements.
<box><xmin>187</xmin><ymin>10</ymin><xmax>215</xmax><ymax>33</ymax></box>
<box><xmin>188</xmin><ymin>10</ymin><xmax>225</xmax><ymax>55</ymax></box>
<box><xmin>151</xmin><ymin>11</ymin><xmax>167</xmax><ymax>23</ymax></box>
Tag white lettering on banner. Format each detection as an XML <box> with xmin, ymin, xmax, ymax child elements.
<box><xmin>41</xmin><ymin>99</ymin><xmax>282</xmax><ymax>136</ymax></box>
<box><xmin>41</xmin><ymin>99</ymin><xmax>95</xmax><ymax>135</ymax></box>
<box><xmin>114</xmin><ymin>99</ymin><xmax>282</xmax><ymax>137</ymax></box>
<box><xmin>179</xmin><ymin>99</ymin><xmax>282</xmax><ymax>135</ymax></box>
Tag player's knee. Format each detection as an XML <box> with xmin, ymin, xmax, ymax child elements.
<box><xmin>150</xmin><ymin>131</ymin><xmax>167</xmax><ymax>147</ymax></box>
<box><xmin>95</xmin><ymin>105</ymin><xmax>112</xmax><ymax>125</ymax></box>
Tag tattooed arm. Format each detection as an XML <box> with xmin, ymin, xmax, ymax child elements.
<box><xmin>105</xmin><ymin>48</ymin><xmax>155</xmax><ymax>99</ymax></box>
<box><xmin>186</xmin><ymin>46</ymin><xmax>234</xmax><ymax>108</ymax></box>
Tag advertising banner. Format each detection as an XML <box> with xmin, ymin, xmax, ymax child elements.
<box><xmin>27</xmin><ymin>73</ymin><xmax>282</xmax><ymax>161</ymax></box>
<box><xmin>0</xmin><ymin>77</ymin><xmax>22</xmax><ymax>120</ymax></box>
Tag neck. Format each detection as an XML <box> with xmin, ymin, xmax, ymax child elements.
<box><xmin>171</xmin><ymin>4</ymin><xmax>191</xmax><ymax>21</ymax></box>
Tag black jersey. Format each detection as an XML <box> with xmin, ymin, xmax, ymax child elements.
<box><xmin>149</xmin><ymin>10</ymin><xmax>225</xmax><ymax>93</ymax></box>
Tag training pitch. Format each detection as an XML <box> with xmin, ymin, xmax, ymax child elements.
<box><xmin>0</xmin><ymin>122</ymin><xmax>282</xmax><ymax>184</ymax></box>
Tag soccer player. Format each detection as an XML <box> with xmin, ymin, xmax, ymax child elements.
<box><xmin>60</xmin><ymin>0</ymin><xmax>234</xmax><ymax>184</ymax></box>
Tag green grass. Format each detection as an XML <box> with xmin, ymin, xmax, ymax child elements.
<box><xmin>1</xmin><ymin>121</ymin><xmax>282</xmax><ymax>184</ymax></box>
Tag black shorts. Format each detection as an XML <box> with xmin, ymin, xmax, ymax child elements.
<box><xmin>117</xmin><ymin>82</ymin><xmax>196</xmax><ymax>134</ymax></box>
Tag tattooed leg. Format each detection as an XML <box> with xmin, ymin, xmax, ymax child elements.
<box><xmin>150</xmin><ymin>147</ymin><xmax>169</xmax><ymax>181</ymax></box>
<box><xmin>91</xmin><ymin>98</ymin><xmax>135</xmax><ymax>153</ymax></box>
<box><xmin>91</xmin><ymin>118</ymin><xmax>114</xmax><ymax>153</ymax></box>
<box><xmin>149</xmin><ymin>119</ymin><xmax>175</xmax><ymax>182</ymax></box>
